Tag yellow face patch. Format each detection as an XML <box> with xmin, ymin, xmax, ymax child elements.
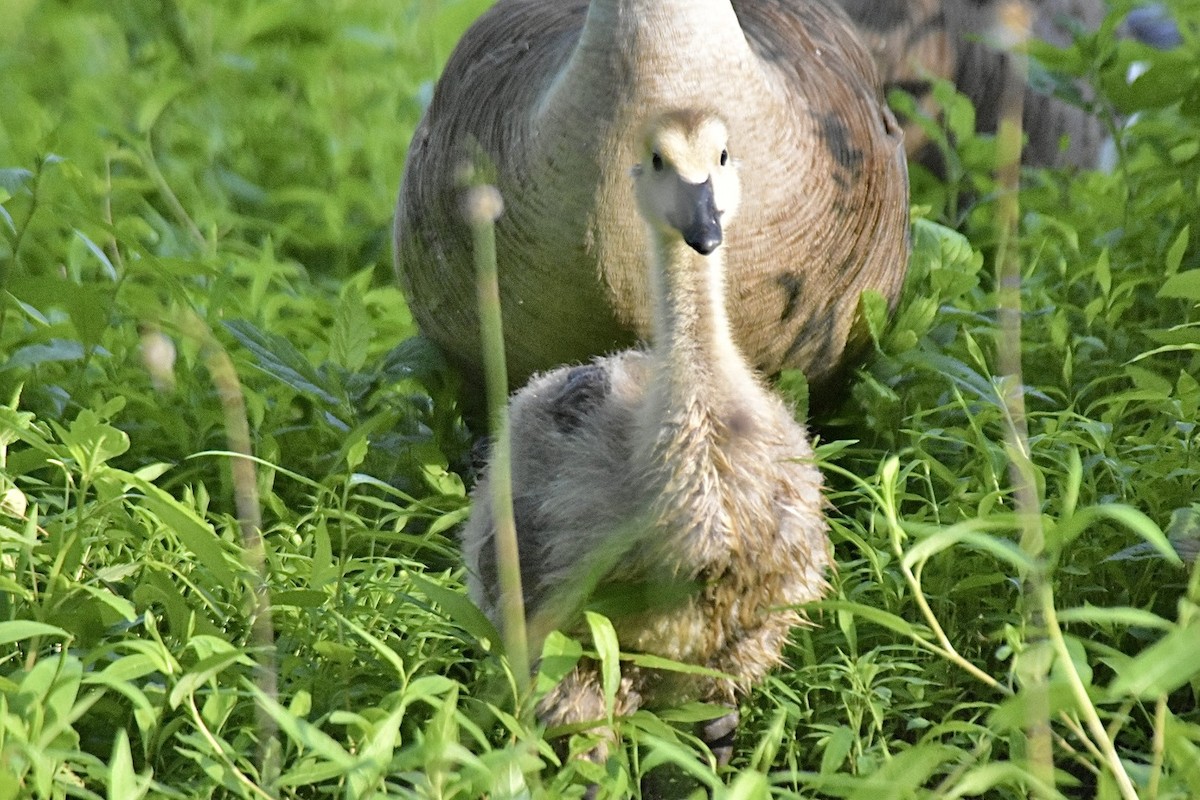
<box><xmin>636</xmin><ymin>110</ymin><xmax>741</xmax><ymax>237</ymax></box>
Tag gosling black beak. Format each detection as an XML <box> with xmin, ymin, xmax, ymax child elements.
<box><xmin>677</xmin><ymin>177</ymin><xmax>722</xmax><ymax>255</ymax></box>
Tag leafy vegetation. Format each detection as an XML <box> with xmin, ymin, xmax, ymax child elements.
<box><xmin>2</xmin><ymin>0</ymin><xmax>1198</xmax><ymax>798</ymax></box>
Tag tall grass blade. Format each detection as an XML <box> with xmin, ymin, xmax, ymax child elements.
<box><xmin>462</xmin><ymin>176</ymin><xmax>531</xmax><ymax>706</ymax></box>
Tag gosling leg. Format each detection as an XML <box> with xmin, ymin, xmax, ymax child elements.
<box><xmin>698</xmin><ymin>709</ymin><xmax>739</xmax><ymax>767</ymax></box>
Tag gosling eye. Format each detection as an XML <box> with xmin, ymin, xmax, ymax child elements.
<box><xmin>652</xmin><ymin>153</ymin><xmax>664</xmax><ymax>172</ymax></box>
<box><xmin>720</xmin><ymin>149</ymin><xmax>729</xmax><ymax>166</ymax></box>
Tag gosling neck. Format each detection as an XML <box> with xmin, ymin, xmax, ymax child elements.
<box><xmin>649</xmin><ymin>235</ymin><xmax>752</xmax><ymax>403</ymax></box>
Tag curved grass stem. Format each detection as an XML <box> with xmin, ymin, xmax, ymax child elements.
<box><xmin>463</xmin><ymin>180</ymin><xmax>531</xmax><ymax>709</ymax></box>
<box><xmin>180</xmin><ymin>311</ymin><xmax>280</xmax><ymax>789</ymax></box>
<box><xmin>1039</xmin><ymin>586</ymin><xmax>1139</xmax><ymax>800</ymax></box>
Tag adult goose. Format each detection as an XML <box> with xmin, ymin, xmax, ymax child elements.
<box><xmin>394</xmin><ymin>0</ymin><xmax>910</xmax><ymax>404</ymax></box>
<box><xmin>835</xmin><ymin>0</ymin><xmax>1169</xmax><ymax>169</ymax></box>
<box><xmin>462</xmin><ymin>109</ymin><xmax>830</xmax><ymax>759</ymax></box>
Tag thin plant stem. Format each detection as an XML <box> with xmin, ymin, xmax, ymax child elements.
<box><xmin>180</xmin><ymin>311</ymin><xmax>280</xmax><ymax>789</ymax></box>
<box><xmin>103</xmin><ymin>154</ymin><xmax>126</xmax><ymax>274</ymax></box>
<box><xmin>993</xmin><ymin>8</ymin><xmax>1136</xmax><ymax>796</ymax></box>
<box><xmin>463</xmin><ymin>182</ymin><xmax>531</xmax><ymax>706</ymax></box>
<box><xmin>1039</xmin><ymin>587</ymin><xmax>1139</xmax><ymax>800</ymax></box>
<box><xmin>833</xmin><ymin>459</ymin><xmax>1113</xmax><ymax>782</ymax></box>
<box><xmin>1</xmin><ymin>155</ymin><xmax>49</xmax><ymax>339</ymax></box>
<box><xmin>186</xmin><ymin>695</ymin><xmax>277</xmax><ymax>800</ymax></box>
<box><xmin>1148</xmin><ymin>695</ymin><xmax>1167</xmax><ymax>800</ymax></box>
<box><xmin>140</xmin><ymin>133</ymin><xmax>206</xmax><ymax>252</ymax></box>
<box><xmin>989</xmin><ymin>4</ymin><xmax>1059</xmax><ymax>793</ymax></box>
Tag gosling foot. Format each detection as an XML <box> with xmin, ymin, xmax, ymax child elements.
<box><xmin>698</xmin><ymin>709</ymin><xmax>739</xmax><ymax>768</ymax></box>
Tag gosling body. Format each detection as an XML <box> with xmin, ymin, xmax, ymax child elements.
<box><xmin>462</xmin><ymin>111</ymin><xmax>831</xmax><ymax>735</ymax></box>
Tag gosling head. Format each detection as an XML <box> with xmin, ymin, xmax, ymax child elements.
<box><xmin>633</xmin><ymin>110</ymin><xmax>741</xmax><ymax>256</ymax></box>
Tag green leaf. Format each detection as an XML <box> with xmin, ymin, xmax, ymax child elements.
<box><xmin>130</xmin><ymin>478</ymin><xmax>241</xmax><ymax>587</ymax></box>
<box><xmin>813</xmin><ymin>600</ymin><xmax>931</xmax><ymax>641</ymax></box>
<box><xmin>619</xmin><ymin>652</ymin><xmax>730</xmax><ymax>680</ymax></box>
<box><xmin>1094</xmin><ymin>249</ymin><xmax>1111</xmax><ymax>296</ymax></box>
<box><xmin>584</xmin><ymin>611</ymin><xmax>621</xmax><ymax>721</ymax></box>
<box><xmin>819</xmin><ymin>726</ymin><xmax>855</xmax><ymax>775</ymax></box>
<box><xmin>83</xmin><ymin>653</ymin><xmax>161</xmax><ymax>688</ymax></box>
<box><xmin>1057</xmin><ymin>605</ymin><xmax>1173</xmax><ymax>631</ymax></box>
<box><xmin>55</xmin><ymin>407</ymin><xmax>130</xmax><ymax>480</ymax></box>
<box><xmin>943</xmin><ymin>761</ymin><xmax>1056</xmax><ymax>798</ymax></box>
<box><xmin>846</xmin><ymin>744</ymin><xmax>961</xmax><ymax>799</ymax></box>
<box><xmin>75</xmin><ymin>583</ymin><xmax>138</xmax><ymax>622</ymax></box>
<box><xmin>168</xmin><ymin>647</ymin><xmax>254</xmax><ymax>709</ymax></box>
<box><xmin>331</xmin><ymin>284</ymin><xmax>373</xmax><ymax>372</ymax></box>
<box><xmin>3</xmin><ymin>339</ymin><xmax>89</xmax><ymax>371</ymax></box>
<box><xmin>1165</xmin><ymin>225</ymin><xmax>1190</xmax><ymax>275</ymax></box>
<box><xmin>407</xmin><ymin>571</ymin><xmax>500</xmax><ymax>647</ymax></box>
<box><xmin>536</xmin><ymin>631</ymin><xmax>583</xmax><ymax>697</ymax></box>
<box><xmin>1158</xmin><ymin>269</ymin><xmax>1200</xmax><ymax>301</ymax></box>
<box><xmin>271</xmin><ymin>590</ymin><xmax>328</xmax><ymax>608</ymax></box>
<box><xmin>223</xmin><ymin>319</ymin><xmax>340</xmax><ymax>404</ymax></box>
<box><xmin>0</xmin><ymin>620</ymin><xmax>70</xmax><ymax>646</ymax></box>
<box><xmin>1108</xmin><ymin>623</ymin><xmax>1200</xmax><ymax>699</ymax></box>
<box><xmin>107</xmin><ymin>729</ymin><xmax>151</xmax><ymax>800</ymax></box>
<box><xmin>725</xmin><ymin>770</ymin><xmax>770</xmax><ymax>800</ymax></box>
<box><xmin>858</xmin><ymin>289</ymin><xmax>890</xmax><ymax>346</ymax></box>
<box><xmin>247</xmin><ymin>682</ymin><xmax>354</xmax><ymax>771</ymax></box>
<box><xmin>902</xmin><ymin>521</ymin><xmax>1035</xmax><ymax>573</ymax></box>
<box><xmin>1057</xmin><ymin>504</ymin><xmax>1177</xmax><ymax>564</ymax></box>
<box><xmin>0</xmin><ymin>167</ymin><xmax>33</xmax><ymax>195</ymax></box>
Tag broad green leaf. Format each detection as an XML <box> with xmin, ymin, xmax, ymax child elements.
<box><xmin>1108</xmin><ymin>623</ymin><xmax>1200</xmax><ymax>699</ymax></box>
<box><xmin>129</xmin><ymin>478</ymin><xmax>241</xmax><ymax>587</ymax></box>
<box><xmin>536</xmin><ymin>631</ymin><xmax>583</xmax><ymax>696</ymax></box>
<box><xmin>223</xmin><ymin>319</ymin><xmax>340</xmax><ymax>403</ymax></box>
<box><xmin>818</xmin><ymin>726</ymin><xmax>855</xmax><ymax>776</ymax></box>
<box><xmin>1165</xmin><ymin>225</ymin><xmax>1190</xmax><ymax>275</ymax></box>
<box><xmin>247</xmin><ymin>683</ymin><xmax>353</xmax><ymax>770</ymax></box>
<box><xmin>636</xmin><ymin>730</ymin><xmax>719</xmax><ymax>789</ymax></box>
<box><xmin>107</xmin><ymin>729</ymin><xmax>151</xmax><ymax>800</ymax></box>
<box><xmin>76</xmin><ymin>583</ymin><xmax>138</xmax><ymax>622</ymax></box>
<box><xmin>83</xmin><ymin>653</ymin><xmax>160</xmax><ymax>688</ymax></box>
<box><xmin>902</xmin><ymin>523</ymin><xmax>1034</xmax><ymax>573</ymax></box>
<box><xmin>584</xmin><ymin>611</ymin><xmax>620</xmax><ymax>721</ymax></box>
<box><xmin>331</xmin><ymin>285</ymin><xmax>373</xmax><ymax>372</ymax></box>
<box><xmin>725</xmin><ymin>770</ymin><xmax>770</xmax><ymax>800</ymax></box>
<box><xmin>332</xmin><ymin>612</ymin><xmax>406</xmax><ymax>678</ymax></box>
<box><xmin>1158</xmin><ymin>269</ymin><xmax>1200</xmax><ymax>301</ymax></box>
<box><xmin>1094</xmin><ymin>249</ymin><xmax>1111</xmax><ymax>296</ymax></box>
<box><xmin>1057</xmin><ymin>605</ymin><xmax>1173</xmax><ymax>631</ymax></box>
<box><xmin>407</xmin><ymin>571</ymin><xmax>500</xmax><ymax>647</ymax></box>
<box><xmin>812</xmin><ymin>600</ymin><xmax>931</xmax><ymax>641</ymax></box>
<box><xmin>1057</xmin><ymin>504</ymin><xmax>1177</xmax><ymax>563</ymax></box>
<box><xmin>0</xmin><ymin>621</ymin><xmax>70</xmax><ymax>646</ymax></box>
<box><xmin>620</xmin><ymin>652</ymin><xmax>730</xmax><ymax>681</ymax></box>
<box><xmin>845</xmin><ymin>744</ymin><xmax>961</xmax><ymax>800</ymax></box>
<box><xmin>168</xmin><ymin>648</ymin><xmax>254</xmax><ymax>709</ymax></box>
<box><xmin>271</xmin><ymin>589</ymin><xmax>327</xmax><ymax>608</ymax></box>
<box><xmin>943</xmin><ymin>762</ymin><xmax>1056</xmax><ymax>798</ymax></box>
<box><xmin>3</xmin><ymin>340</ymin><xmax>88</xmax><ymax>371</ymax></box>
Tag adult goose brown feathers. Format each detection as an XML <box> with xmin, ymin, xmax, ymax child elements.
<box><xmin>394</xmin><ymin>0</ymin><xmax>910</xmax><ymax>402</ymax></box>
<box><xmin>836</xmin><ymin>0</ymin><xmax>1112</xmax><ymax>169</ymax></box>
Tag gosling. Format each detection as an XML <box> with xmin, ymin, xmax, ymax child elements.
<box><xmin>463</xmin><ymin>109</ymin><xmax>831</xmax><ymax>761</ymax></box>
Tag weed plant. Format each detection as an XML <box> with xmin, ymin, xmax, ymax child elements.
<box><xmin>1</xmin><ymin>0</ymin><xmax>1198</xmax><ymax>798</ymax></box>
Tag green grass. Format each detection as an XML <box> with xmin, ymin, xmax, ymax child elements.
<box><xmin>2</xmin><ymin>0</ymin><xmax>1199</xmax><ymax>798</ymax></box>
